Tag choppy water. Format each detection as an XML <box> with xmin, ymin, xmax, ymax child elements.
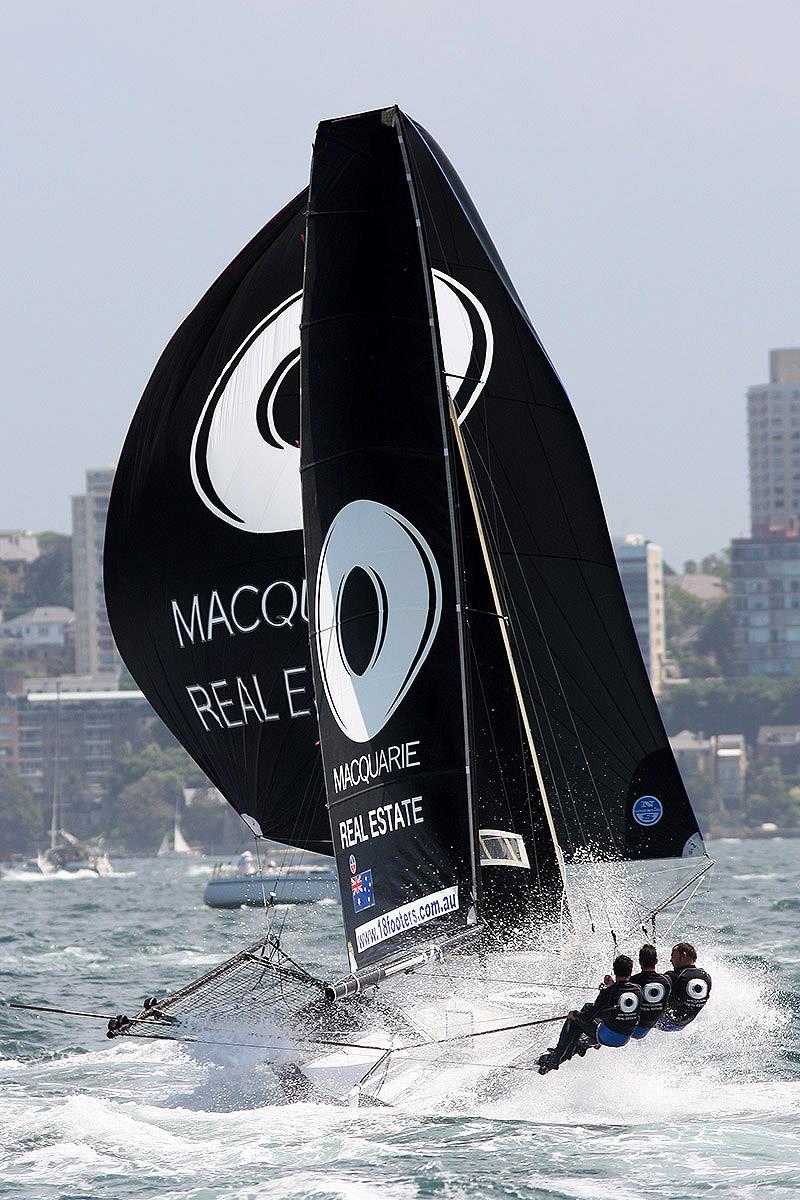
<box><xmin>1</xmin><ymin>841</ymin><xmax>799</xmax><ymax>1199</ymax></box>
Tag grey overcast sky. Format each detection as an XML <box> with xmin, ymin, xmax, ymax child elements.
<box><xmin>2</xmin><ymin>1</ymin><xmax>798</xmax><ymax>566</ymax></box>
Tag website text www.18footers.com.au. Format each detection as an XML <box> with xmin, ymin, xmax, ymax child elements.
<box><xmin>355</xmin><ymin>887</ymin><xmax>459</xmax><ymax>953</ymax></box>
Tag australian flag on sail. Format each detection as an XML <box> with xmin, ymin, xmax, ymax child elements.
<box><xmin>351</xmin><ymin>869</ymin><xmax>375</xmax><ymax>912</ymax></box>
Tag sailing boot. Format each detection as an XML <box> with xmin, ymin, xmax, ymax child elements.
<box><xmin>536</xmin><ymin>1051</ymin><xmax>559</xmax><ymax>1075</ymax></box>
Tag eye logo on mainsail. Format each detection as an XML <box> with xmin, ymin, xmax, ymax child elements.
<box><xmin>313</xmin><ymin>501</ymin><xmax>442</xmax><ymax>744</ymax></box>
<box><xmin>431</xmin><ymin>270</ymin><xmax>493</xmax><ymax>425</ymax></box>
<box><xmin>190</xmin><ymin>292</ymin><xmax>303</xmax><ymax>533</ymax></box>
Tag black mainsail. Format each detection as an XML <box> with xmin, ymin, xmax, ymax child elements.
<box><xmin>301</xmin><ymin>111</ymin><xmax>480</xmax><ymax>974</ymax></box>
<box><xmin>104</xmin><ymin>191</ymin><xmax>330</xmax><ymax>853</ymax></box>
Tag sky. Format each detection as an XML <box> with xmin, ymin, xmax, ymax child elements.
<box><xmin>2</xmin><ymin>0</ymin><xmax>799</xmax><ymax>567</ymax></box>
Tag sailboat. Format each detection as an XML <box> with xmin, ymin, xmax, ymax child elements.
<box><xmin>102</xmin><ymin>107</ymin><xmax>711</xmax><ymax>1099</ymax></box>
<box><xmin>157</xmin><ymin>795</ymin><xmax>196</xmax><ymax>857</ymax></box>
<box><xmin>37</xmin><ymin>683</ymin><xmax>112</xmax><ymax>876</ymax></box>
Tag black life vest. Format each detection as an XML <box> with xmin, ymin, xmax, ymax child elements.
<box><xmin>594</xmin><ymin>979</ymin><xmax>643</xmax><ymax>1035</ymax></box>
<box><xmin>630</xmin><ymin>969</ymin><xmax>672</xmax><ymax>1028</ymax></box>
<box><xmin>665</xmin><ymin>966</ymin><xmax>712</xmax><ymax>1025</ymax></box>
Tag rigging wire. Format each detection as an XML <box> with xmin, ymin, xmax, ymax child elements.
<box><xmin>447</xmin><ymin>400</ymin><xmax>576</xmax><ymax>927</ymax></box>
<box><xmin>661</xmin><ymin>871</ymin><xmax>709</xmax><ymax>939</ymax></box>
<box><xmin>459</xmin><ymin>430</ymin><xmax>613</xmax><ymax>853</ymax></box>
<box><xmin>459</xmin><ymin>420</ymin><xmax>653</xmax><ymax>782</ymax></box>
<box><xmin>457</xmin><ymin>428</ymin><xmax>672</xmax><ymax>941</ymax></box>
<box><xmin>610</xmin><ymin>858</ymin><xmax>715</xmax><ymax>944</ymax></box>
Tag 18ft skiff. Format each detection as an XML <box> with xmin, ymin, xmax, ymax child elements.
<box><xmin>100</xmin><ymin>107</ymin><xmax>712</xmax><ymax>1101</ymax></box>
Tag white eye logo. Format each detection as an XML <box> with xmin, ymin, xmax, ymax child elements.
<box><xmin>190</xmin><ymin>275</ymin><xmax>492</xmax><ymax>534</ymax></box>
<box><xmin>618</xmin><ymin>990</ymin><xmax>640</xmax><ymax>1014</ymax></box>
<box><xmin>313</xmin><ymin>501</ymin><xmax>442</xmax><ymax>743</ymax></box>
<box><xmin>644</xmin><ymin>982</ymin><xmax>666</xmax><ymax>1005</ymax></box>
<box><xmin>431</xmin><ymin>270</ymin><xmax>493</xmax><ymax>425</ymax></box>
<box><xmin>686</xmin><ymin>978</ymin><xmax>709</xmax><ymax>1002</ymax></box>
<box><xmin>190</xmin><ymin>291</ymin><xmax>302</xmax><ymax>533</ymax></box>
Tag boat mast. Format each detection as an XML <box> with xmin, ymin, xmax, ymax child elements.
<box><xmin>448</xmin><ymin>406</ymin><xmax>576</xmax><ymax>929</ymax></box>
<box><xmin>396</xmin><ymin>112</ymin><xmax>482</xmax><ymax>917</ymax></box>
<box><xmin>50</xmin><ymin>680</ymin><xmax>61</xmax><ymax>851</ymax></box>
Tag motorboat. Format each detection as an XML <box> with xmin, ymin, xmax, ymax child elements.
<box><xmin>203</xmin><ymin>854</ymin><xmax>338</xmax><ymax>908</ymax></box>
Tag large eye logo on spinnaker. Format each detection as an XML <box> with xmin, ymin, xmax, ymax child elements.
<box><xmin>313</xmin><ymin>501</ymin><xmax>442</xmax><ymax>743</ymax></box>
<box><xmin>190</xmin><ymin>291</ymin><xmax>303</xmax><ymax>533</ymax></box>
<box><xmin>189</xmin><ymin>275</ymin><xmax>492</xmax><ymax>534</ymax></box>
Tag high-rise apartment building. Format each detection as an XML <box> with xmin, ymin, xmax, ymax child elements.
<box><xmin>71</xmin><ymin>468</ymin><xmax>120</xmax><ymax>676</ymax></box>
<box><xmin>733</xmin><ymin>350</ymin><xmax>800</xmax><ymax>677</ymax></box>
<box><xmin>612</xmin><ymin>534</ymin><xmax>665</xmax><ymax>696</ymax></box>
<box><xmin>730</xmin><ymin>533</ymin><xmax>800</xmax><ymax>675</ymax></box>
<box><xmin>16</xmin><ymin>687</ymin><xmax>152</xmax><ymax>834</ymax></box>
<box><xmin>748</xmin><ymin>348</ymin><xmax>800</xmax><ymax>535</ymax></box>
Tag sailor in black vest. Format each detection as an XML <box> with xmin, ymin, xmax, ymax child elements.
<box><xmin>628</xmin><ymin>943</ymin><xmax>671</xmax><ymax>1040</ymax></box>
<box><xmin>657</xmin><ymin>941</ymin><xmax>712</xmax><ymax>1032</ymax></box>
<box><xmin>537</xmin><ymin>954</ymin><xmax>643</xmax><ymax>1074</ymax></box>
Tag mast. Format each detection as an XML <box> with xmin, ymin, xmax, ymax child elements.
<box><xmin>50</xmin><ymin>680</ymin><xmax>61</xmax><ymax>850</ymax></box>
<box><xmin>395</xmin><ymin>113</ymin><xmax>481</xmax><ymax>921</ymax></box>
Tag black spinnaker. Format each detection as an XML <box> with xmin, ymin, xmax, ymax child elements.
<box><xmin>104</xmin><ymin>190</ymin><xmax>330</xmax><ymax>853</ymax></box>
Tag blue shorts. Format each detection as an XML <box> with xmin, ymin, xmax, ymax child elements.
<box><xmin>596</xmin><ymin>1023</ymin><xmax>630</xmax><ymax>1048</ymax></box>
<box><xmin>630</xmin><ymin>1025</ymin><xmax>651</xmax><ymax>1040</ymax></box>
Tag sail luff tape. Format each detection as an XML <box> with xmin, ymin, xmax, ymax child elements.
<box><xmin>447</xmin><ymin>401</ymin><xmax>578</xmax><ymax>933</ymax></box>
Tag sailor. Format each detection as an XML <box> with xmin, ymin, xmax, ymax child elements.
<box><xmin>628</xmin><ymin>943</ymin><xmax>672</xmax><ymax>1040</ymax></box>
<box><xmin>537</xmin><ymin>954</ymin><xmax>643</xmax><ymax>1074</ymax></box>
<box><xmin>236</xmin><ymin>850</ymin><xmax>256</xmax><ymax>876</ymax></box>
<box><xmin>657</xmin><ymin>941</ymin><xmax>712</xmax><ymax>1032</ymax></box>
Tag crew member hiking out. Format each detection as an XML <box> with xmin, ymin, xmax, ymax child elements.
<box><xmin>629</xmin><ymin>943</ymin><xmax>671</xmax><ymax>1040</ymax></box>
<box><xmin>537</xmin><ymin>954</ymin><xmax>642</xmax><ymax>1075</ymax></box>
<box><xmin>657</xmin><ymin>941</ymin><xmax>712</xmax><ymax>1032</ymax></box>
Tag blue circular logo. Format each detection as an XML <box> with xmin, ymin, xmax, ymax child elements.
<box><xmin>632</xmin><ymin>795</ymin><xmax>663</xmax><ymax>826</ymax></box>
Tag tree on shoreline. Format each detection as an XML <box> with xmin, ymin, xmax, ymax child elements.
<box><xmin>0</xmin><ymin>769</ymin><xmax>43</xmax><ymax>854</ymax></box>
<box><xmin>660</xmin><ymin>677</ymin><xmax>800</xmax><ymax>744</ymax></box>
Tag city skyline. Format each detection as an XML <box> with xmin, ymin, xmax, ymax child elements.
<box><xmin>4</xmin><ymin>4</ymin><xmax>800</xmax><ymax>563</ymax></box>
